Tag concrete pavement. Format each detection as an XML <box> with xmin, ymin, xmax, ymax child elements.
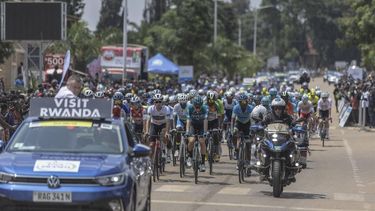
<box><xmin>151</xmin><ymin>78</ymin><xmax>375</xmax><ymax>211</ymax></box>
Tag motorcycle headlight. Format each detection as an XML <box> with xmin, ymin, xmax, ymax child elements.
<box><xmin>95</xmin><ymin>173</ymin><xmax>126</xmax><ymax>186</ymax></box>
<box><xmin>0</xmin><ymin>172</ymin><xmax>13</xmax><ymax>183</ymax></box>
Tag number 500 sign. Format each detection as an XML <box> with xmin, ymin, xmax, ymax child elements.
<box><xmin>44</xmin><ymin>54</ymin><xmax>65</xmax><ymax>69</ymax></box>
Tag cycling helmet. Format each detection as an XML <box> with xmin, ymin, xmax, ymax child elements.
<box><xmin>198</xmin><ymin>89</ymin><xmax>205</xmax><ymax>96</ymax></box>
<box><xmin>269</xmin><ymin>88</ymin><xmax>277</xmax><ymax>96</ymax></box>
<box><xmin>82</xmin><ymin>89</ymin><xmax>94</xmax><ymax>98</ymax></box>
<box><xmin>113</xmin><ymin>91</ymin><xmax>124</xmax><ymax>100</ymax></box>
<box><xmin>95</xmin><ymin>91</ymin><xmax>105</xmax><ymax>98</ymax></box>
<box><xmin>178</xmin><ymin>93</ymin><xmax>188</xmax><ymax>103</ymax></box>
<box><xmin>162</xmin><ymin>95</ymin><xmax>169</xmax><ymax>103</ymax></box>
<box><xmin>261</xmin><ymin>96</ymin><xmax>270</xmax><ymax>106</ymax></box>
<box><xmin>117</xmin><ymin>87</ymin><xmax>126</xmax><ymax>95</ymax></box>
<box><xmin>169</xmin><ymin>95</ymin><xmax>177</xmax><ymax>104</ymax></box>
<box><xmin>271</xmin><ymin>98</ymin><xmax>286</xmax><ymax>108</ymax></box>
<box><xmin>153</xmin><ymin>89</ymin><xmax>161</xmax><ymax>95</ymax></box>
<box><xmin>280</xmin><ymin>91</ymin><xmax>289</xmax><ymax>101</ymax></box>
<box><xmin>153</xmin><ymin>93</ymin><xmax>163</xmax><ymax>101</ymax></box>
<box><xmin>302</xmin><ymin>82</ymin><xmax>308</xmax><ymax>89</ymax></box>
<box><xmin>321</xmin><ymin>92</ymin><xmax>329</xmax><ymax>98</ymax></box>
<box><xmin>192</xmin><ymin>96</ymin><xmax>204</xmax><ymax>107</ymax></box>
<box><xmin>207</xmin><ymin>91</ymin><xmax>215</xmax><ymax>100</ymax></box>
<box><xmin>96</xmin><ymin>84</ymin><xmax>105</xmax><ymax>92</ymax></box>
<box><xmin>302</xmin><ymin>94</ymin><xmax>309</xmax><ymax>102</ymax></box>
<box><xmin>125</xmin><ymin>93</ymin><xmax>133</xmax><ymax>100</ymax></box>
<box><xmin>189</xmin><ymin>89</ymin><xmax>197</xmax><ymax>98</ymax></box>
<box><xmin>316</xmin><ymin>90</ymin><xmax>322</xmax><ymax>97</ymax></box>
<box><xmin>130</xmin><ymin>96</ymin><xmax>141</xmax><ymax>104</ymax></box>
<box><xmin>238</xmin><ymin>93</ymin><xmax>248</xmax><ymax>102</ymax></box>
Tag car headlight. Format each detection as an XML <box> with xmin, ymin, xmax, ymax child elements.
<box><xmin>0</xmin><ymin>172</ymin><xmax>13</xmax><ymax>183</ymax></box>
<box><xmin>95</xmin><ymin>173</ymin><xmax>126</xmax><ymax>186</ymax></box>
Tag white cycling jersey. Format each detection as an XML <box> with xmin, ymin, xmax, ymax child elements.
<box><xmin>298</xmin><ymin>101</ymin><xmax>314</xmax><ymax>114</ymax></box>
<box><xmin>317</xmin><ymin>98</ymin><xmax>332</xmax><ymax>111</ymax></box>
<box><xmin>173</xmin><ymin>103</ymin><xmax>189</xmax><ymax>121</ymax></box>
<box><xmin>147</xmin><ymin>105</ymin><xmax>171</xmax><ymax>125</ymax></box>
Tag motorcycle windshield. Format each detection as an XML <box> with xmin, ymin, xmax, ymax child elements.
<box><xmin>266</xmin><ymin>132</ymin><xmax>290</xmax><ymax>146</ymax></box>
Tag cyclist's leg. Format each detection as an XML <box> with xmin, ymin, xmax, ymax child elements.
<box><xmin>242</xmin><ymin>121</ymin><xmax>251</xmax><ymax>163</ymax></box>
<box><xmin>149</xmin><ymin>123</ymin><xmax>158</xmax><ymax>159</ymax></box>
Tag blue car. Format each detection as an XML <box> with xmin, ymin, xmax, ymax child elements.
<box><xmin>0</xmin><ymin>98</ymin><xmax>152</xmax><ymax>211</ymax></box>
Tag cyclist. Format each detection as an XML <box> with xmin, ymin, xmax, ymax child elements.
<box><xmin>223</xmin><ymin>91</ymin><xmax>237</xmax><ymax>142</ymax></box>
<box><xmin>206</xmin><ymin>91</ymin><xmax>224</xmax><ymax>162</ymax></box>
<box><xmin>251</xmin><ymin>97</ymin><xmax>269</xmax><ymax>124</ymax></box>
<box><xmin>112</xmin><ymin>92</ymin><xmax>126</xmax><ymax>119</ymax></box>
<box><xmin>231</xmin><ymin>93</ymin><xmax>254</xmax><ymax>160</ymax></box>
<box><xmin>308</xmin><ymin>89</ymin><xmax>320</xmax><ymax>112</ymax></box>
<box><xmin>172</xmin><ymin>93</ymin><xmax>189</xmax><ymax>158</ymax></box>
<box><xmin>129</xmin><ymin>96</ymin><xmax>147</xmax><ymax>143</ymax></box>
<box><xmin>317</xmin><ymin>92</ymin><xmax>332</xmax><ymax>139</ymax></box>
<box><xmin>145</xmin><ymin>93</ymin><xmax>172</xmax><ymax>159</ymax></box>
<box><xmin>186</xmin><ymin>96</ymin><xmax>208</xmax><ymax>172</ymax></box>
<box><xmin>269</xmin><ymin>88</ymin><xmax>278</xmax><ymax>101</ymax></box>
<box><xmin>280</xmin><ymin>91</ymin><xmax>294</xmax><ymax>116</ymax></box>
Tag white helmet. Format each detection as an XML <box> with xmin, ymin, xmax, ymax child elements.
<box><xmin>178</xmin><ymin>93</ymin><xmax>188</xmax><ymax>103</ymax></box>
<box><xmin>321</xmin><ymin>92</ymin><xmax>329</xmax><ymax>98</ymax></box>
<box><xmin>251</xmin><ymin>105</ymin><xmax>268</xmax><ymax>121</ymax></box>
<box><xmin>271</xmin><ymin>98</ymin><xmax>286</xmax><ymax>108</ymax></box>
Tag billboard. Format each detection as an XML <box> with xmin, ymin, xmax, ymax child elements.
<box><xmin>0</xmin><ymin>2</ymin><xmax>66</xmax><ymax>41</ymax></box>
<box><xmin>100</xmin><ymin>46</ymin><xmax>142</xmax><ymax>69</ymax></box>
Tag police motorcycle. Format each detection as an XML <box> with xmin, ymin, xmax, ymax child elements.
<box><xmin>254</xmin><ymin>122</ymin><xmax>302</xmax><ymax>197</ymax></box>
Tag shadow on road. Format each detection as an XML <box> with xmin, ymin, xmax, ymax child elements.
<box><xmin>260</xmin><ymin>191</ymin><xmax>327</xmax><ymax>199</ymax></box>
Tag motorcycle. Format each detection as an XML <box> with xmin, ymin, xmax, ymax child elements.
<box><xmin>254</xmin><ymin>123</ymin><xmax>302</xmax><ymax>197</ymax></box>
<box><xmin>292</xmin><ymin>124</ymin><xmax>309</xmax><ymax>169</ymax></box>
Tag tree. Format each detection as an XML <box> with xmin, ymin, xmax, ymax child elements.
<box><xmin>339</xmin><ymin>0</ymin><xmax>375</xmax><ymax>70</ymax></box>
<box><xmin>0</xmin><ymin>42</ymin><xmax>13</xmax><ymax>65</ymax></box>
<box><xmin>97</xmin><ymin>0</ymin><xmax>123</xmax><ymax>32</ymax></box>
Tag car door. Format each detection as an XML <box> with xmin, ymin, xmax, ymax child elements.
<box><xmin>124</xmin><ymin>124</ymin><xmax>148</xmax><ymax>199</ymax></box>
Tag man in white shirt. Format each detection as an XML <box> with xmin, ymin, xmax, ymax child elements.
<box><xmin>55</xmin><ymin>75</ymin><xmax>82</xmax><ymax>98</ymax></box>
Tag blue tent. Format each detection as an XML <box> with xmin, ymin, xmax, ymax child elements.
<box><xmin>147</xmin><ymin>53</ymin><xmax>179</xmax><ymax>75</ymax></box>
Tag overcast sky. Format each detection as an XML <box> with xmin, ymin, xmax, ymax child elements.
<box><xmin>82</xmin><ymin>0</ymin><xmax>261</xmax><ymax>31</ymax></box>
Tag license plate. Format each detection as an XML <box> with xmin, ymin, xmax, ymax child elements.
<box><xmin>274</xmin><ymin>146</ymin><xmax>282</xmax><ymax>151</ymax></box>
<box><xmin>33</xmin><ymin>192</ymin><xmax>72</xmax><ymax>203</ymax></box>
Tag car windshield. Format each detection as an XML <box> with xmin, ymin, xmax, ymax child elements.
<box><xmin>8</xmin><ymin>120</ymin><xmax>124</xmax><ymax>154</ymax></box>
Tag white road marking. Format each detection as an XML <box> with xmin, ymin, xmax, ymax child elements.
<box><xmin>152</xmin><ymin>199</ymin><xmax>367</xmax><ymax>211</ymax></box>
<box><xmin>154</xmin><ymin>185</ymin><xmax>191</xmax><ymax>192</ymax></box>
<box><xmin>217</xmin><ymin>187</ymin><xmax>251</xmax><ymax>195</ymax></box>
<box><xmin>333</xmin><ymin>193</ymin><xmax>365</xmax><ymax>202</ymax></box>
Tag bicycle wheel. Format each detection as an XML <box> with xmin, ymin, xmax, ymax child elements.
<box><xmin>320</xmin><ymin>127</ymin><xmax>325</xmax><ymax>147</ymax></box>
<box><xmin>179</xmin><ymin>139</ymin><xmax>186</xmax><ymax>178</ymax></box>
<box><xmin>193</xmin><ymin>145</ymin><xmax>199</xmax><ymax>184</ymax></box>
<box><xmin>208</xmin><ymin>137</ymin><xmax>214</xmax><ymax>175</ymax></box>
<box><xmin>172</xmin><ymin>134</ymin><xmax>177</xmax><ymax>166</ymax></box>
<box><xmin>238</xmin><ymin>143</ymin><xmax>245</xmax><ymax>183</ymax></box>
<box><xmin>153</xmin><ymin>146</ymin><xmax>159</xmax><ymax>182</ymax></box>
<box><xmin>227</xmin><ymin>132</ymin><xmax>233</xmax><ymax>160</ymax></box>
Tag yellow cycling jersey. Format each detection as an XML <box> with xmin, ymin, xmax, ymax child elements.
<box><xmin>308</xmin><ymin>94</ymin><xmax>319</xmax><ymax>106</ymax></box>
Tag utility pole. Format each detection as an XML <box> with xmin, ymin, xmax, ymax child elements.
<box><xmin>238</xmin><ymin>18</ymin><xmax>242</xmax><ymax>46</ymax></box>
<box><xmin>214</xmin><ymin>0</ymin><xmax>217</xmax><ymax>43</ymax></box>
<box><xmin>122</xmin><ymin>0</ymin><xmax>128</xmax><ymax>85</ymax></box>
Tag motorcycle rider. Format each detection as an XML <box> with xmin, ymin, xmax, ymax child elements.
<box><xmin>262</xmin><ymin>98</ymin><xmax>294</xmax><ymax>127</ymax></box>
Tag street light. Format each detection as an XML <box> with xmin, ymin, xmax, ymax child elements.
<box><xmin>252</xmin><ymin>5</ymin><xmax>275</xmax><ymax>55</ymax></box>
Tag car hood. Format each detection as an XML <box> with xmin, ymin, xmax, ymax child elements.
<box><xmin>0</xmin><ymin>152</ymin><xmax>128</xmax><ymax>177</ymax></box>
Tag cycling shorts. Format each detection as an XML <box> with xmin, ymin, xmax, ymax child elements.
<box><xmin>319</xmin><ymin>110</ymin><xmax>329</xmax><ymax>119</ymax></box>
<box><xmin>235</xmin><ymin>120</ymin><xmax>251</xmax><ymax>136</ymax></box>
<box><xmin>149</xmin><ymin>123</ymin><xmax>166</xmax><ymax>142</ymax></box>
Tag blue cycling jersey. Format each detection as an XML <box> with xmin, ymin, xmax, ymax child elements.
<box><xmin>187</xmin><ymin>104</ymin><xmax>208</xmax><ymax>123</ymax></box>
<box><xmin>232</xmin><ymin>104</ymin><xmax>254</xmax><ymax>124</ymax></box>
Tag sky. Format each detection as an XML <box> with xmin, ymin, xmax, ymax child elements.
<box><xmin>82</xmin><ymin>0</ymin><xmax>262</xmax><ymax>31</ymax></box>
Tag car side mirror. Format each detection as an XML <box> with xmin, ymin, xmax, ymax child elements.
<box><xmin>132</xmin><ymin>144</ymin><xmax>150</xmax><ymax>158</ymax></box>
<box><xmin>0</xmin><ymin>140</ymin><xmax>5</xmax><ymax>152</ymax></box>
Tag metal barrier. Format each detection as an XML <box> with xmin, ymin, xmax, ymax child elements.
<box><xmin>358</xmin><ymin>99</ymin><xmax>367</xmax><ymax>129</ymax></box>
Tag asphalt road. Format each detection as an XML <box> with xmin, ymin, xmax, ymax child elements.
<box><xmin>151</xmin><ymin>77</ymin><xmax>375</xmax><ymax>211</ymax></box>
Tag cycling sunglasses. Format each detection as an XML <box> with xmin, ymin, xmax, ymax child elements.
<box><xmin>154</xmin><ymin>100</ymin><xmax>162</xmax><ymax>104</ymax></box>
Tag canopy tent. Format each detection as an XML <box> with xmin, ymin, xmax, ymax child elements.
<box><xmin>147</xmin><ymin>53</ymin><xmax>179</xmax><ymax>75</ymax></box>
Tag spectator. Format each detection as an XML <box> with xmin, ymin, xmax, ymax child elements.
<box><xmin>14</xmin><ymin>75</ymin><xmax>24</xmax><ymax>90</ymax></box>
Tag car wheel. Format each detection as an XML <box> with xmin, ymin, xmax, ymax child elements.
<box><xmin>143</xmin><ymin>179</ymin><xmax>151</xmax><ymax>211</ymax></box>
